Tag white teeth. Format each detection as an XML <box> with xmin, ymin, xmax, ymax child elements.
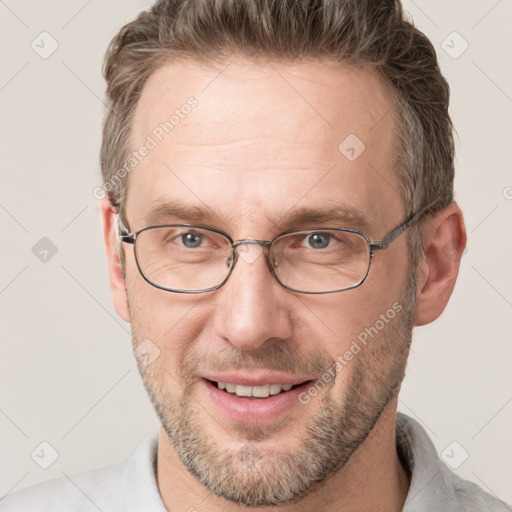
<box><xmin>216</xmin><ymin>381</ymin><xmax>296</xmax><ymax>398</ymax></box>
<box><xmin>252</xmin><ymin>384</ymin><xmax>270</xmax><ymax>397</ymax></box>
<box><xmin>235</xmin><ymin>385</ymin><xmax>252</xmax><ymax>397</ymax></box>
<box><xmin>269</xmin><ymin>384</ymin><xmax>283</xmax><ymax>395</ymax></box>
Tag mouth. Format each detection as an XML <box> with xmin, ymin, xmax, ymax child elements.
<box><xmin>201</xmin><ymin>378</ymin><xmax>315</xmax><ymax>425</ymax></box>
<box><xmin>205</xmin><ymin>378</ymin><xmax>312</xmax><ymax>399</ymax></box>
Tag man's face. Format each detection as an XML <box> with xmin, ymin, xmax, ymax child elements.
<box><xmin>121</xmin><ymin>58</ymin><xmax>415</xmax><ymax>505</ymax></box>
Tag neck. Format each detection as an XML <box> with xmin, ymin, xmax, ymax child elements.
<box><xmin>156</xmin><ymin>398</ymin><xmax>410</xmax><ymax>511</ymax></box>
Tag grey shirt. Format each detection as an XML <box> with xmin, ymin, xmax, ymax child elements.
<box><xmin>1</xmin><ymin>412</ymin><xmax>509</xmax><ymax>511</ymax></box>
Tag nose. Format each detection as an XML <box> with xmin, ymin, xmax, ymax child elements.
<box><xmin>212</xmin><ymin>242</ymin><xmax>292</xmax><ymax>351</ymax></box>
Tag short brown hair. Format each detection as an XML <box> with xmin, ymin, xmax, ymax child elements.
<box><xmin>101</xmin><ymin>0</ymin><xmax>455</xmax><ymax>264</ymax></box>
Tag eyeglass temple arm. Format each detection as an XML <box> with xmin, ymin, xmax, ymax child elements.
<box><xmin>370</xmin><ymin>208</ymin><xmax>429</xmax><ymax>252</ymax></box>
<box><xmin>115</xmin><ymin>213</ymin><xmax>135</xmax><ymax>244</ymax></box>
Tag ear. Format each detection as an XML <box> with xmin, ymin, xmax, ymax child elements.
<box><xmin>413</xmin><ymin>203</ymin><xmax>467</xmax><ymax>326</ymax></box>
<box><xmin>99</xmin><ymin>196</ymin><xmax>130</xmax><ymax>323</ymax></box>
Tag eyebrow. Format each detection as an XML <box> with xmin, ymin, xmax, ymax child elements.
<box><xmin>278</xmin><ymin>204</ymin><xmax>374</xmax><ymax>234</ymax></box>
<box><xmin>143</xmin><ymin>200</ymin><xmax>374</xmax><ymax>235</ymax></box>
<box><xmin>144</xmin><ymin>201</ymin><xmax>215</xmax><ymax>225</ymax></box>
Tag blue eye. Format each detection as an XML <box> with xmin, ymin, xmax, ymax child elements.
<box><xmin>306</xmin><ymin>233</ymin><xmax>330</xmax><ymax>249</ymax></box>
<box><xmin>181</xmin><ymin>232</ymin><xmax>203</xmax><ymax>248</ymax></box>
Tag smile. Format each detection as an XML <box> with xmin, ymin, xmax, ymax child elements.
<box><xmin>201</xmin><ymin>378</ymin><xmax>315</xmax><ymax>424</ymax></box>
<box><xmin>210</xmin><ymin>380</ymin><xmax>307</xmax><ymax>398</ymax></box>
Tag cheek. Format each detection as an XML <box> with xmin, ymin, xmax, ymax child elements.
<box><xmin>126</xmin><ymin>276</ymin><xmax>212</xmax><ymax>375</ymax></box>
<box><xmin>303</xmin><ymin>277</ymin><xmax>407</xmax><ymax>360</ymax></box>
<box><xmin>124</xmin><ymin>252</ymin><xmax>192</xmax><ymax>334</ymax></box>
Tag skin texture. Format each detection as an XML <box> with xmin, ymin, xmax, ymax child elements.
<box><xmin>100</xmin><ymin>57</ymin><xmax>466</xmax><ymax>511</ymax></box>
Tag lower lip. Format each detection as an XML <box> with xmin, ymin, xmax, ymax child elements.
<box><xmin>201</xmin><ymin>378</ymin><xmax>313</xmax><ymax>425</ymax></box>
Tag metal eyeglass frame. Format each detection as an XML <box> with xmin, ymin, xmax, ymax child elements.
<box><xmin>117</xmin><ymin>206</ymin><xmax>430</xmax><ymax>295</ymax></box>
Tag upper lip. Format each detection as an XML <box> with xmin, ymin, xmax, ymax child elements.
<box><xmin>202</xmin><ymin>373</ymin><xmax>314</xmax><ymax>386</ymax></box>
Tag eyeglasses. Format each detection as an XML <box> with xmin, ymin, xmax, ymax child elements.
<box><xmin>117</xmin><ymin>207</ymin><xmax>428</xmax><ymax>294</ymax></box>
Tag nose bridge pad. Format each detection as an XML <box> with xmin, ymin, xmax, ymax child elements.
<box><xmin>266</xmin><ymin>244</ymin><xmax>278</xmax><ymax>274</ymax></box>
<box><xmin>226</xmin><ymin>248</ymin><xmax>237</xmax><ymax>269</ymax></box>
<box><xmin>265</xmin><ymin>248</ymin><xmax>275</xmax><ymax>273</ymax></box>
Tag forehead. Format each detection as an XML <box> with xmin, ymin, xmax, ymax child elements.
<box><xmin>127</xmin><ymin>57</ymin><xmax>402</xmax><ymax>236</ymax></box>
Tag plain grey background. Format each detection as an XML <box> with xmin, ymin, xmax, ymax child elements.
<box><xmin>1</xmin><ymin>0</ymin><xmax>511</xmax><ymax>504</ymax></box>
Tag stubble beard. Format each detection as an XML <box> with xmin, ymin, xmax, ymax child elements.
<box><xmin>131</xmin><ymin>275</ymin><xmax>416</xmax><ymax>507</ymax></box>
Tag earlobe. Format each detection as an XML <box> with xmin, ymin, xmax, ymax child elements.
<box><xmin>99</xmin><ymin>196</ymin><xmax>130</xmax><ymax>323</ymax></box>
<box><xmin>413</xmin><ymin>204</ymin><xmax>467</xmax><ymax>326</ymax></box>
